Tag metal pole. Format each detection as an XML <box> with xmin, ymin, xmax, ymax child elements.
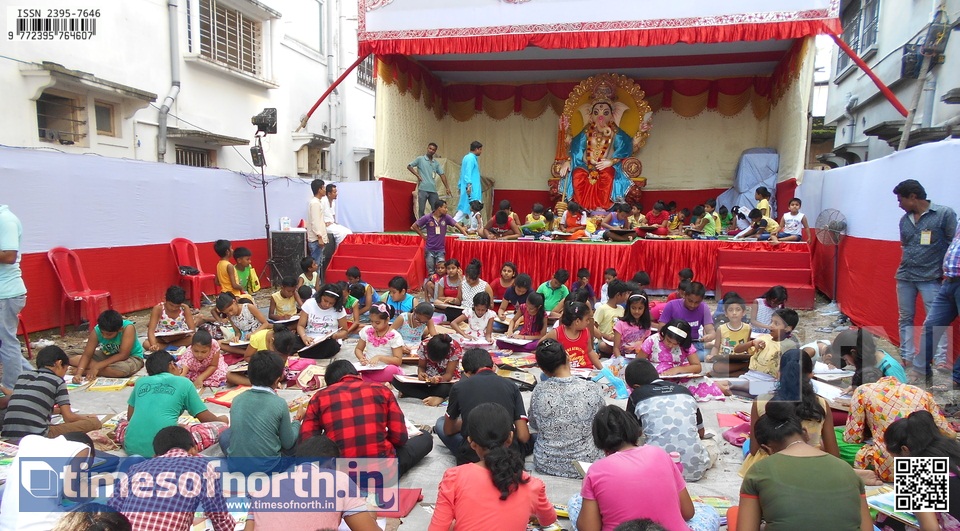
<box><xmin>898</xmin><ymin>54</ymin><xmax>934</xmax><ymax>150</ymax></box>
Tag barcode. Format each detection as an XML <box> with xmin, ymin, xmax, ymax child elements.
<box><xmin>16</xmin><ymin>18</ymin><xmax>97</xmax><ymax>34</ymax></box>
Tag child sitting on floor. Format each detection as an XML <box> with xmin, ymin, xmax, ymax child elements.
<box><xmin>666</xmin><ymin>269</ymin><xmax>694</xmax><ymax>302</ymax></box>
<box><xmin>500</xmin><ymin>199</ymin><xmax>522</xmax><ymax>227</ymax></box>
<box><xmin>269</xmin><ymin>278</ymin><xmax>299</xmax><ymax>321</ymax></box>
<box><xmin>498</xmin><ymin>292</ymin><xmax>548</xmax><ymax>352</ymax></box>
<box><xmin>144</xmin><ymin>286</ymin><xmax>196</xmax><ymax>351</ymax></box>
<box><xmin>2</xmin><ymin>346</ymin><xmax>102</xmax><ymax>441</ymax></box>
<box><xmin>233</xmin><ymin>247</ymin><xmax>260</xmax><ymax>295</ymax></box>
<box><xmin>346</xmin><ymin>266</ymin><xmax>381</xmax><ymax>317</ymax></box>
<box><xmin>571</xmin><ymin>268</ymin><xmax>597</xmax><ymax>306</ymax></box>
<box><xmin>452</xmin><ymin>292</ymin><xmax>496</xmax><ymax>342</ymax></box>
<box><xmin>542</xmin><ymin>302</ymin><xmax>601</xmax><ymax>370</ymax></box>
<box><xmin>613</xmin><ymin>292</ymin><xmax>652</xmax><ymax>359</ymax></box>
<box><xmin>595</xmin><ymin>279</ymin><xmax>630</xmax><ymax>355</ymax></box>
<box><xmin>465</xmin><ymin>200</ymin><xmax>484</xmax><ymax>236</ymax></box>
<box><xmin>295</xmin><ymin>257</ymin><xmax>320</xmax><ymax>307</ymax></box>
<box><xmin>385</xmin><ymin>275</ymin><xmax>417</xmax><ymax>315</ymax></box>
<box><xmin>393</xmin><ymin>334</ymin><xmax>463</xmax><ymax>407</ymax></box>
<box><xmin>755</xmin><ymin>186</ymin><xmax>772</xmax><ymax>218</ymax></box>
<box><xmin>214</xmin><ymin>239</ymin><xmax>244</xmax><ymax>298</ymax></box>
<box><xmin>70</xmin><ymin>310</ymin><xmax>145</xmax><ymax>382</ymax></box>
<box><xmin>178</xmin><ymin>329</ymin><xmax>227</xmax><ymax>389</ymax></box>
<box><xmin>707</xmin><ymin>295</ymin><xmax>753</xmax><ymax>377</ymax></box>
<box><xmin>718</xmin><ymin>308</ymin><xmax>800</xmax><ymax>396</ymax></box>
<box><xmin>393</xmin><ymin>302</ymin><xmax>438</xmax><ymax>354</ymax></box>
<box><xmin>751</xmin><ymin>285</ymin><xmax>788</xmax><ymax>334</ymax></box>
<box><xmin>220</xmin><ymin>350</ymin><xmax>302</xmax><ymax>473</ymax></box>
<box><xmin>354</xmin><ymin>304</ymin><xmax>404</xmax><ymax>384</ymax></box>
<box><xmin>739</xmin><ymin>208</ymin><xmax>781</xmax><ymax>242</ymax></box>
<box><xmin>640</xmin><ymin>319</ymin><xmax>724</xmax><ymax>401</ymax></box>
<box><xmin>557</xmin><ymin>201</ymin><xmax>590</xmax><ymax>240</ymax></box>
<box><xmin>430</xmin><ymin>402</ymin><xmax>556</xmax><ymax>530</ymax></box>
<box><xmin>777</xmin><ymin>197</ymin><xmax>810</xmax><ymax>242</ymax></box>
<box><xmin>598</xmin><ymin>268</ymin><xmax>617</xmax><ymax>304</ymax></box>
<box><xmin>424</xmin><ymin>258</ymin><xmax>446</xmax><ymax>300</ymax></box>
<box><xmin>522</xmin><ymin>203</ymin><xmax>549</xmax><ymax>238</ymax></box>
<box><xmin>212</xmin><ymin>292</ymin><xmax>269</xmax><ymax>354</ymax></box>
<box><xmin>234</xmin><ymin>324</ymin><xmax>300</xmax><ymax>386</ymax></box>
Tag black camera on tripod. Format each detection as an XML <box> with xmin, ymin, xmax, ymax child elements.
<box><xmin>251</xmin><ymin>108</ymin><xmax>278</xmax><ymax>135</ymax></box>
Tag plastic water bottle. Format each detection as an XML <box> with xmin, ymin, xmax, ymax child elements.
<box><xmin>669</xmin><ymin>451</ymin><xmax>684</xmax><ymax>474</ymax></box>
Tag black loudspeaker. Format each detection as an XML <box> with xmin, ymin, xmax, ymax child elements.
<box><xmin>270</xmin><ymin>231</ymin><xmax>307</xmax><ymax>286</ymax></box>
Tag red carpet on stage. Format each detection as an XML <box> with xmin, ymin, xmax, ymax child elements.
<box><xmin>340</xmin><ymin>234</ymin><xmax>810</xmax><ymax>294</ymax></box>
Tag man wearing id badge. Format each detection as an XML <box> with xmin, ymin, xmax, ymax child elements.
<box><xmin>893</xmin><ymin>180</ymin><xmax>956</xmax><ymax>381</ymax></box>
<box><xmin>412</xmin><ymin>199</ymin><xmax>467</xmax><ymax>277</ymax></box>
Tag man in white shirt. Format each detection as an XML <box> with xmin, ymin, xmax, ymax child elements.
<box><xmin>306</xmin><ymin>180</ymin><xmax>332</xmax><ymax>281</ymax></box>
<box><xmin>320</xmin><ymin>183</ymin><xmax>353</xmax><ymax>245</ymax></box>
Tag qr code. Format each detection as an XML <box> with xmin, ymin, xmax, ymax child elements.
<box><xmin>894</xmin><ymin>457</ymin><xmax>950</xmax><ymax>512</ymax></box>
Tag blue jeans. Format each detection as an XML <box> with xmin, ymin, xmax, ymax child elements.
<box><xmin>418</xmin><ymin>191</ymin><xmax>439</xmax><ymax>219</ymax></box>
<box><xmin>0</xmin><ymin>295</ymin><xmax>32</xmax><ymax>390</ymax></box>
<box><xmin>308</xmin><ymin>240</ymin><xmax>323</xmax><ymax>266</ymax></box>
<box><xmin>898</xmin><ymin>279</ymin><xmax>947</xmax><ymax>367</ymax></box>
<box><xmin>916</xmin><ymin>280</ymin><xmax>960</xmax><ymax>380</ymax></box>
<box><xmin>425</xmin><ymin>250</ymin><xmax>445</xmax><ymax>276</ymax></box>
<box><xmin>435</xmin><ymin>416</ymin><xmax>463</xmax><ymax>455</ymax></box>
<box><xmin>693</xmin><ymin>341</ymin><xmax>706</xmax><ymax>362</ymax></box>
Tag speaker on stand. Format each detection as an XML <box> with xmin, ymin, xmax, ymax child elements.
<box><xmin>269</xmin><ymin>230</ymin><xmax>307</xmax><ymax>287</ymax></box>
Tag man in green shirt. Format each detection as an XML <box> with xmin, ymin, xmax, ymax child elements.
<box><xmin>124</xmin><ymin>351</ymin><xmax>228</xmax><ymax>457</ymax></box>
<box><xmin>220</xmin><ymin>351</ymin><xmax>302</xmax><ymax>473</ymax></box>
<box><xmin>537</xmin><ymin>269</ymin><xmax>571</xmax><ymax>318</ymax></box>
<box><xmin>408</xmin><ymin>142</ymin><xmax>451</xmax><ymax>218</ymax></box>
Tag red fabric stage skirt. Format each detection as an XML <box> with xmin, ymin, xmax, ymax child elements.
<box><xmin>572</xmin><ymin>166</ymin><xmax>614</xmax><ymax>210</ymax></box>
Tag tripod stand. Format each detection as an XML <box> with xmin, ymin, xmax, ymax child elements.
<box><xmin>253</xmin><ymin>133</ymin><xmax>283</xmax><ymax>287</ymax></box>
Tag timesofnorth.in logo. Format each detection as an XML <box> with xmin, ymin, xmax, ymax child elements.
<box><xmin>18</xmin><ymin>456</ymin><xmax>399</xmax><ymax>513</ymax></box>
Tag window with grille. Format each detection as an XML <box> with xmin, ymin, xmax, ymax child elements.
<box><xmin>176</xmin><ymin>145</ymin><xmax>214</xmax><ymax>167</ymax></box>
<box><xmin>36</xmin><ymin>92</ymin><xmax>86</xmax><ymax>144</ymax></box>
<box><xmin>357</xmin><ymin>56</ymin><xmax>375</xmax><ymax>90</ymax></box>
<box><xmin>199</xmin><ymin>0</ymin><xmax>262</xmax><ymax>77</ymax></box>
<box><xmin>837</xmin><ymin>0</ymin><xmax>879</xmax><ymax>74</ymax></box>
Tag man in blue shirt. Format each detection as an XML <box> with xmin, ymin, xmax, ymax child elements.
<box><xmin>408</xmin><ymin>142</ymin><xmax>451</xmax><ymax>219</ymax></box>
<box><xmin>454</xmin><ymin>141</ymin><xmax>483</xmax><ymax>222</ymax></box>
<box><xmin>0</xmin><ymin>205</ymin><xmax>32</xmax><ymax>391</ymax></box>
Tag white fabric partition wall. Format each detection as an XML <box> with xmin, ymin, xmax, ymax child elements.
<box><xmin>0</xmin><ymin>147</ymin><xmax>384</xmax><ymax>254</ymax></box>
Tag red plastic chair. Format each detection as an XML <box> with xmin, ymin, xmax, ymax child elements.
<box><xmin>17</xmin><ymin>314</ymin><xmax>31</xmax><ymax>360</ymax></box>
<box><xmin>170</xmin><ymin>238</ymin><xmax>218</xmax><ymax>308</ymax></box>
<box><xmin>47</xmin><ymin>247</ymin><xmax>114</xmax><ymax>337</ymax></box>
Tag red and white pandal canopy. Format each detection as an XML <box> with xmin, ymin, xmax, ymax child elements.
<box><xmin>359</xmin><ymin>1</ymin><xmax>840</xmax><ymax>120</ymax></box>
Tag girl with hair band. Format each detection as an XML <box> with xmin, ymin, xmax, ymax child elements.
<box><xmin>434</xmin><ymin>258</ymin><xmax>463</xmax><ymax>322</ymax></box>
<box><xmin>883</xmin><ymin>411</ymin><xmax>960</xmax><ymax>530</ymax></box>
<box><xmin>639</xmin><ymin>320</ymin><xmax>724</xmax><ymax>401</ymax></box>
<box><xmin>393</xmin><ymin>334</ymin><xmax>463</xmax><ymax>406</ymax></box>
<box><xmin>738</xmin><ymin>349</ymin><xmax>839</xmax><ymax>477</ymax></box>
<box><xmin>429</xmin><ymin>403</ymin><xmax>556</xmax><ymax>530</ymax></box>
<box><xmin>497</xmin><ymin>292</ymin><xmax>548</xmax><ymax>352</ymax></box>
<box><xmin>541</xmin><ymin>302</ymin><xmax>601</xmax><ymax>370</ymax></box>
<box><xmin>354</xmin><ymin>303</ymin><xmax>405</xmax><ymax>384</ymax></box>
<box><xmin>613</xmin><ymin>292</ymin><xmax>652</xmax><ymax>358</ymax></box>
<box><xmin>297</xmin><ymin>283</ymin><xmax>350</xmax><ymax>359</ymax></box>
<box><xmin>736</xmin><ymin>401</ymin><xmax>872</xmax><ymax>531</ymax></box>
<box><xmin>569</xmin><ymin>405</ymin><xmax>720</xmax><ymax>531</ymax></box>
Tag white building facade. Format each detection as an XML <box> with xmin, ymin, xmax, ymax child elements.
<box><xmin>1</xmin><ymin>0</ymin><xmax>376</xmax><ymax>181</ymax></box>
<box><xmin>823</xmin><ymin>0</ymin><xmax>960</xmax><ymax>165</ymax></box>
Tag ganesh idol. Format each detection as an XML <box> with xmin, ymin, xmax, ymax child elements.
<box><xmin>557</xmin><ymin>78</ymin><xmax>652</xmax><ymax>211</ymax></box>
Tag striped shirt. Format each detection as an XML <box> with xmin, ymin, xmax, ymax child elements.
<box><xmin>944</xmin><ymin>225</ymin><xmax>960</xmax><ymax>278</ymax></box>
<box><xmin>1</xmin><ymin>368</ymin><xmax>69</xmax><ymax>438</ymax></box>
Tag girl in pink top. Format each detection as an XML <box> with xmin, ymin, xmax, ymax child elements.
<box><xmin>429</xmin><ymin>403</ymin><xmax>556</xmax><ymax>531</ymax></box>
<box><xmin>640</xmin><ymin>320</ymin><xmax>724</xmax><ymax>401</ymax></box>
<box><xmin>572</xmin><ymin>405</ymin><xmax>719</xmax><ymax>531</ymax></box>
<box><xmin>354</xmin><ymin>304</ymin><xmax>404</xmax><ymax>384</ymax></box>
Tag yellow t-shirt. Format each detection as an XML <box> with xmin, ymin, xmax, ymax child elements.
<box><xmin>271</xmin><ymin>291</ymin><xmax>298</xmax><ymax>316</ymax></box>
<box><xmin>593</xmin><ymin>303</ymin><xmax>624</xmax><ymax>336</ymax></box>
<box><xmin>756</xmin><ymin>216</ymin><xmax>780</xmax><ymax>234</ymax></box>
<box><xmin>249</xmin><ymin>328</ymin><xmax>270</xmax><ymax>351</ymax></box>
<box><xmin>748</xmin><ymin>334</ymin><xmax>798</xmax><ymax>377</ymax></box>
<box><xmin>525</xmin><ymin>213</ymin><xmax>542</xmax><ymax>224</ymax></box>
<box><xmin>717</xmin><ymin>322</ymin><xmax>752</xmax><ymax>356</ymax></box>
<box><xmin>757</xmin><ymin>198</ymin><xmax>770</xmax><ymax>218</ymax></box>
<box><xmin>217</xmin><ymin>260</ymin><xmax>242</xmax><ymax>296</ymax></box>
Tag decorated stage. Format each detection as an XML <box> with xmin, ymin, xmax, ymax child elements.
<box><xmin>334</xmin><ymin>233</ymin><xmax>812</xmax><ymax>297</ymax></box>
